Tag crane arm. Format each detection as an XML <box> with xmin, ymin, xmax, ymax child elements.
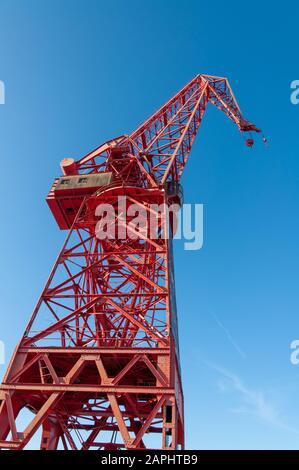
<box><xmin>69</xmin><ymin>74</ymin><xmax>260</xmax><ymax>187</ymax></box>
<box><xmin>128</xmin><ymin>74</ymin><xmax>260</xmax><ymax>185</ymax></box>
<box><xmin>202</xmin><ymin>75</ymin><xmax>260</xmax><ymax>132</ymax></box>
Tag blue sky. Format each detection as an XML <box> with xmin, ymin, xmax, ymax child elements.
<box><xmin>0</xmin><ymin>0</ymin><xmax>299</xmax><ymax>449</ymax></box>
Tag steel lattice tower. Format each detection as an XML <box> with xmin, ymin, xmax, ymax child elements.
<box><xmin>0</xmin><ymin>75</ymin><xmax>260</xmax><ymax>450</ymax></box>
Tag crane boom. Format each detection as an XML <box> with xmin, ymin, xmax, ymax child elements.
<box><xmin>71</xmin><ymin>74</ymin><xmax>260</xmax><ymax>187</ymax></box>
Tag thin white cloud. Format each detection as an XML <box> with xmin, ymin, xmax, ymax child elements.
<box><xmin>212</xmin><ymin>313</ymin><xmax>247</xmax><ymax>359</ymax></box>
<box><xmin>205</xmin><ymin>361</ymin><xmax>299</xmax><ymax>435</ymax></box>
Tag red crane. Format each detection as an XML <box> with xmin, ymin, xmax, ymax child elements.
<box><xmin>0</xmin><ymin>74</ymin><xmax>260</xmax><ymax>450</ymax></box>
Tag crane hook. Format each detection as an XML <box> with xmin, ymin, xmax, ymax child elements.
<box><xmin>245</xmin><ymin>134</ymin><xmax>267</xmax><ymax>148</ymax></box>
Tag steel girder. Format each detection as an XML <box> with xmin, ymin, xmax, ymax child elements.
<box><xmin>0</xmin><ymin>74</ymin><xmax>259</xmax><ymax>450</ymax></box>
